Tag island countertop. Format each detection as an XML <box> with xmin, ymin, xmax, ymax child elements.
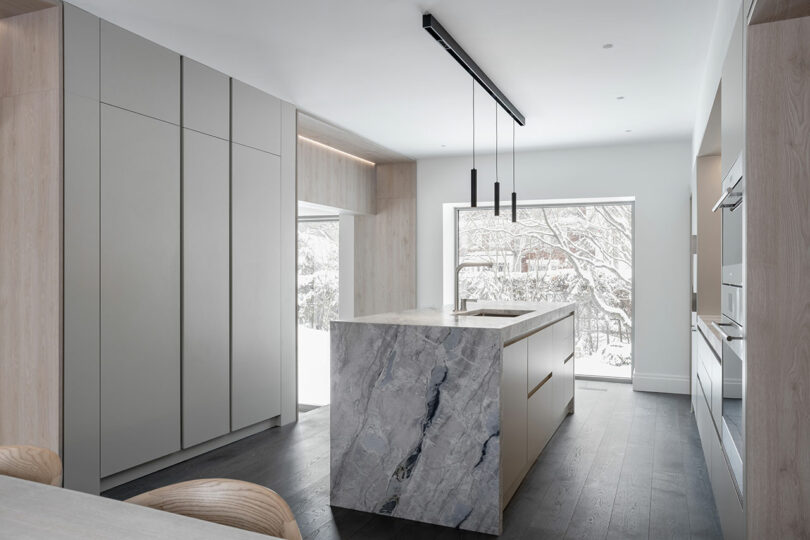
<box><xmin>336</xmin><ymin>300</ymin><xmax>575</xmax><ymax>343</ymax></box>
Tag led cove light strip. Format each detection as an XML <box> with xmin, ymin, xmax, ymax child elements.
<box><xmin>298</xmin><ymin>135</ymin><xmax>376</xmax><ymax>166</ymax></box>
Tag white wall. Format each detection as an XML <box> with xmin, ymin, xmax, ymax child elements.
<box><xmin>417</xmin><ymin>140</ymin><xmax>692</xmax><ymax>394</ymax></box>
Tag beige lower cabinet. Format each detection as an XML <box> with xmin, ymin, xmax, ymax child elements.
<box><xmin>694</xmin><ymin>328</ymin><xmax>745</xmax><ymax>540</ymax></box>
<box><xmin>501</xmin><ymin>314</ymin><xmax>575</xmax><ymax>508</ymax></box>
<box><xmin>527</xmin><ymin>375</ymin><xmax>554</xmax><ymax>461</ymax></box>
<box><xmin>501</xmin><ymin>339</ymin><xmax>528</xmax><ymax>500</ymax></box>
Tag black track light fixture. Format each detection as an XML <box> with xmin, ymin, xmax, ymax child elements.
<box><xmin>511</xmin><ymin>119</ymin><xmax>517</xmax><ymax>223</ymax></box>
<box><xmin>494</xmin><ymin>102</ymin><xmax>500</xmax><ymax>216</ymax></box>
<box><xmin>471</xmin><ymin>78</ymin><xmax>477</xmax><ymax>208</ymax></box>
<box><xmin>422</xmin><ymin>13</ymin><xmax>527</xmax><ymax>214</ymax></box>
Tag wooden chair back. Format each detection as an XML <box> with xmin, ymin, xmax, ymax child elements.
<box><xmin>126</xmin><ymin>478</ymin><xmax>302</xmax><ymax>540</ymax></box>
<box><xmin>0</xmin><ymin>445</ymin><xmax>62</xmax><ymax>486</ymax></box>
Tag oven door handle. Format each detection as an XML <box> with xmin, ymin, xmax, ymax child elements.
<box><xmin>711</xmin><ymin>321</ymin><xmax>745</xmax><ymax>342</ymax></box>
<box><xmin>711</xmin><ymin>187</ymin><xmax>743</xmax><ymax>213</ymax></box>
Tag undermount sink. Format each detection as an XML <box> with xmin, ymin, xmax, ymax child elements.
<box><xmin>456</xmin><ymin>309</ymin><xmax>533</xmax><ymax>318</ymax></box>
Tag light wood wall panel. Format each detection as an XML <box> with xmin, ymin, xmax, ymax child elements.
<box><xmin>746</xmin><ymin>15</ymin><xmax>810</xmax><ymax>539</ymax></box>
<box><xmin>297</xmin><ymin>137</ymin><xmax>375</xmax><ymax>215</ymax></box>
<box><xmin>354</xmin><ymin>162</ymin><xmax>416</xmax><ymax>316</ymax></box>
<box><xmin>0</xmin><ymin>0</ymin><xmax>56</xmax><ymax>19</ymax></box>
<box><xmin>749</xmin><ymin>0</ymin><xmax>810</xmax><ymax>24</ymax></box>
<box><xmin>0</xmin><ymin>6</ymin><xmax>61</xmax><ymax>454</ymax></box>
<box><xmin>695</xmin><ymin>155</ymin><xmax>722</xmax><ymax>316</ymax></box>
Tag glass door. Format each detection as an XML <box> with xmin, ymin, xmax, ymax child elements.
<box><xmin>297</xmin><ymin>217</ymin><xmax>339</xmax><ymax>409</ymax></box>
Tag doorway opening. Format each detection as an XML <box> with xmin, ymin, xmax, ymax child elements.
<box><xmin>455</xmin><ymin>200</ymin><xmax>634</xmax><ymax>381</ymax></box>
<box><xmin>297</xmin><ymin>215</ymin><xmax>339</xmax><ymax>410</ymax></box>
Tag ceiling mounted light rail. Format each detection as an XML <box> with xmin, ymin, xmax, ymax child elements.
<box><xmin>423</xmin><ymin>13</ymin><xmax>525</xmax><ymax>126</ymax></box>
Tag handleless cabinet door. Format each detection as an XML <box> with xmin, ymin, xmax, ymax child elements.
<box><xmin>553</xmin><ymin>317</ymin><xmax>575</xmax><ymax>414</ymax></box>
<box><xmin>552</xmin><ymin>315</ymin><xmax>574</xmax><ymax>363</ymax></box>
<box><xmin>527</xmin><ymin>375</ymin><xmax>554</xmax><ymax>463</ymax></box>
<box><xmin>231</xmin><ymin>80</ymin><xmax>281</xmax><ymax>155</ymax></box>
<box><xmin>182</xmin><ymin>58</ymin><xmax>229</xmax><ymax>139</ymax></box>
<box><xmin>501</xmin><ymin>340</ymin><xmax>528</xmax><ymax>502</ymax></box>
<box><xmin>64</xmin><ymin>3</ymin><xmax>99</xmax><ymax>100</ymax></box>
<box><xmin>182</xmin><ymin>130</ymin><xmax>230</xmax><ymax>448</ymax></box>
<box><xmin>100</xmin><ymin>104</ymin><xmax>180</xmax><ymax>476</ymax></box>
<box><xmin>527</xmin><ymin>327</ymin><xmax>553</xmax><ymax>393</ymax></box>
<box><xmin>231</xmin><ymin>144</ymin><xmax>281</xmax><ymax>430</ymax></box>
<box><xmin>100</xmin><ymin>20</ymin><xmax>180</xmax><ymax>124</ymax></box>
<box><xmin>720</xmin><ymin>6</ymin><xmax>743</xmax><ymax>179</ymax></box>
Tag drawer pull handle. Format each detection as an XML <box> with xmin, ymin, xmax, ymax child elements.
<box><xmin>711</xmin><ymin>321</ymin><xmax>745</xmax><ymax>342</ymax></box>
<box><xmin>528</xmin><ymin>372</ymin><xmax>553</xmax><ymax>399</ymax></box>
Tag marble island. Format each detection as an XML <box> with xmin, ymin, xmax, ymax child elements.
<box><xmin>330</xmin><ymin>301</ymin><xmax>577</xmax><ymax>535</ymax></box>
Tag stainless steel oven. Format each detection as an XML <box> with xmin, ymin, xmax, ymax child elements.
<box><xmin>712</xmin><ymin>152</ymin><xmax>745</xmax><ymax>500</ymax></box>
<box><xmin>714</xmin><ymin>155</ymin><xmax>744</xmax><ymax>324</ymax></box>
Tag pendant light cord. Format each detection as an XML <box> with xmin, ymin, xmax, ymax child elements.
<box><xmin>495</xmin><ymin>102</ymin><xmax>498</xmax><ymax>180</ymax></box>
<box><xmin>472</xmin><ymin>78</ymin><xmax>476</xmax><ymax>169</ymax></box>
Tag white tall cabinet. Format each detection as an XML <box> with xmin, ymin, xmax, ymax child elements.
<box><xmin>62</xmin><ymin>2</ymin><xmax>296</xmax><ymax>493</ymax></box>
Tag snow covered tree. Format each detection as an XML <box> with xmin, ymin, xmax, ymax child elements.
<box><xmin>297</xmin><ymin>220</ymin><xmax>340</xmax><ymax>332</ymax></box>
<box><xmin>458</xmin><ymin>204</ymin><xmax>633</xmax><ymax>370</ymax></box>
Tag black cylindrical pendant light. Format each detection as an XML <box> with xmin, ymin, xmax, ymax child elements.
<box><xmin>494</xmin><ymin>102</ymin><xmax>500</xmax><ymax>216</ymax></box>
<box><xmin>471</xmin><ymin>78</ymin><xmax>477</xmax><ymax>207</ymax></box>
<box><xmin>511</xmin><ymin>119</ymin><xmax>517</xmax><ymax>223</ymax></box>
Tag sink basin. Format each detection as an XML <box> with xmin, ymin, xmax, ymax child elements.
<box><xmin>456</xmin><ymin>309</ymin><xmax>533</xmax><ymax>318</ymax></box>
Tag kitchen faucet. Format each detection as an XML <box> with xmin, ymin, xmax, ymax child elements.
<box><xmin>454</xmin><ymin>261</ymin><xmax>494</xmax><ymax>312</ymax></box>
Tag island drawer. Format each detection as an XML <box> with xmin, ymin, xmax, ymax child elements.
<box><xmin>527</xmin><ymin>372</ymin><xmax>554</xmax><ymax>462</ymax></box>
<box><xmin>527</xmin><ymin>327</ymin><xmax>553</xmax><ymax>394</ymax></box>
<box><xmin>553</xmin><ymin>315</ymin><xmax>574</xmax><ymax>362</ymax></box>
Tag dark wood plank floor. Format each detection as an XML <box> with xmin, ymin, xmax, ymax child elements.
<box><xmin>103</xmin><ymin>381</ymin><xmax>722</xmax><ymax>539</ymax></box>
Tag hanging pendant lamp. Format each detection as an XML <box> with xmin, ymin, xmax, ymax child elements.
<box><xmin>494</xmin><ymin>102</ymin><xmax>500</xmax><ymax>216</ymax></box>
<box><xmin>511</xmin><ymin>119</ymin><xmax>517</xmax><ymax>223</ymax></box>
<box><xmin>470</xmin><ymin>78</ymin><xmax>477</xmax><ymax>207</ymax></box>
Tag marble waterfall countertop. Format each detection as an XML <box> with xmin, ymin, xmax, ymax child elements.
<box><xmin>330</xmin><ymin>300</ymin><xmax>575</xmax><ymax>534</ymax></box>
<box><xmin>336</xmin><ymin>300</ymin><xmax>576</xmax><ymax>344</ymax></box>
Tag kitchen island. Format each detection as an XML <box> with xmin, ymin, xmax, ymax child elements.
<box><xmin>330</xmin><ymin>301</ymin><xmax>576</xmax><ymax>535</ymax></box>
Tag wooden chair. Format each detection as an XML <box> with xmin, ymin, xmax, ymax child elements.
<box><xmin>0</xmin><ymin>445</ymin><xmax>62</xmax><ymax>486</ymax></box>
<box><xmin>126</xmin><ymin>478</ymin><xmax>302</xmax><ymax>540</ymax></box>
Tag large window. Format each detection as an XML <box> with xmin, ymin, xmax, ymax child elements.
<box><xmin>297</xmin><ymin>218</ymin><xmax>339</xmax><ymax>407</ymax></box>
<box><xmin>457</xmin><ymin>202</ymin><xmax>633</xmax><ymax>379</ymax></box>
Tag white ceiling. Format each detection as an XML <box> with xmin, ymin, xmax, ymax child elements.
<box><xmin>69</xmin><ymin>0</ymin><xmax>719</xmax><ymax>159</ymax></box>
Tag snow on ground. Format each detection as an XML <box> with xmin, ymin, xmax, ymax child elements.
<box><xmin>298</xmin><ymin>325</ymin><xmax>331</xmax><ymax>406</ymax></box>
<box><xmin>576</xmin><ymin>354</ymin><xmax>631</xmax><ymax>379</ymax></box>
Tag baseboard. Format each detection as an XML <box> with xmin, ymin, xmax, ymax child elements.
<box><xmin>100</xmin><ymin>416</ymin><xmax>279</xmax><ymax>492</ymax></box>
<box><xmin>632</xmin><ymin>371</ymin><xmax>690</xmax><ymax>394</ymax></box>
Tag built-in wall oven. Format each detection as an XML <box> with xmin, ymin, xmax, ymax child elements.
<box><xmin>711</xmin><ymin>153</ymin><xmax>745</xmax><ymax>500</ymax></box>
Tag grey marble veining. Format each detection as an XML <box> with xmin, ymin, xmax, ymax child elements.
<box><xmin>330</xmin><ymin>322</ymin><xmax>502</xmax><ymax>533</ymax></box>
<box><xmin>330</xmin><ymin>302</ymin><xmax>574</xmax><ymax>535</ymax></box>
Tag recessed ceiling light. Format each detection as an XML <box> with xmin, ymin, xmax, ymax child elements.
<box><xmin>603</xmin><ymin>43</ymin><xmax>614</xmax><ymax>49</ymax></box>
<box><xmin>616</xmin><ymin>96</ymin><xmax>625</xmax><ymax>100</ymax></box>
